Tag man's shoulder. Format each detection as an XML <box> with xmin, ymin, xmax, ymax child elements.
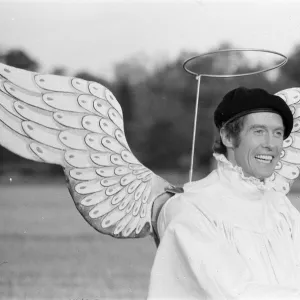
<box><xmin>269</xmin><ymin>190</ymin><xmax>300</xmax><ymax>216</ymax></box>
<box><xmin>156</xmin><ymin>170</ymin><xmax>224</xmax><ymax>239</ymax></box>
<box><xmin>161</xmin><ymin>170</ymin><xmax>221</xmax><ymax>217</ymax></box>
<box><xmin>183</xmin><ymin>169</ymin><xmax>220</xmax><ymax>193</ymax></box>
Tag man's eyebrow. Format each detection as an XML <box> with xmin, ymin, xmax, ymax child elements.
<box><xmin>274</xmin><ymin>126</ymin><xmax>285</xmax><ymax>132</ymax></box>
<box><xmin>248</xmin><ymin>124</ymin><xmax>284</xmax><ymax>131</ymax></box>
<box><xmin>248</xmin><ymin>124</ymin><xmax>267</xmax><ymax>131</ymax></box>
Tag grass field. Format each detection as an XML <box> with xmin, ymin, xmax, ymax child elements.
<box><xmin>0</xmin><ymin>182</ymin><xmax>157</xmax><ymax>300</ymax></box>
<box><xmin>1</xmin><ymin>175</ymin><xmax>300</xmax><ymax>300</ymax></box>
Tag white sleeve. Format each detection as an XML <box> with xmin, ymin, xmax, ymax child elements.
<box><xmin>278</xmin><ymin>196</ymin><xmax>300</xmax><ymax>266</ymax></box>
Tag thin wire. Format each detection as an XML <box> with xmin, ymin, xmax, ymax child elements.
<box><xmin>189</xmin><ymin>75</ymin><xmax>201</xmax><ymax>182</ymax></box>
<box><xmin>183</xmin><ymin>48</ymin><xmax>288</xmax><ymax>78</ymax></box>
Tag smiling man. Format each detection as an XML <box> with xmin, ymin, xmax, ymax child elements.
<box><xmin>148</xmin><ymin>87</ymin><xmax>300</xmax><ymax>299</ymax></box>
<box><xmin>215</xmin><ymin>87</ymin><xmax>290</xmax><ymax>182</ymax></box>
<box><xmin>223</xmin><ymin>112</ymin><xmax>284</xmax><ymax>180</ymax></box>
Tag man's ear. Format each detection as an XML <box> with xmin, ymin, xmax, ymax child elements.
<box><xmin>220</xmin><ymin>128</ymin><xmax>234</xmax><ymax>149</ymax></box>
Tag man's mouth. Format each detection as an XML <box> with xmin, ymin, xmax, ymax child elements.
<box><xmin>255</xmin><ymin>154</ymin><xmax>274</xmax><ymax>164</ymax></box>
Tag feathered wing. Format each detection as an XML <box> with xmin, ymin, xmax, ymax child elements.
<box><xmin>0</xmin><ymin>63</ymin><xmax>173</xmax><ymax>238</ymax></box>
<box><xmin>269</xmin><ymin>88</ymin><xmax>300</xmax><ymax>194</ymax></box>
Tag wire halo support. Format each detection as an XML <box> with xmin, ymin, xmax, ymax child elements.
<box><xmin>182</xmin><ymin>48</ymin><xmax>288</xmax><ymax>183</ymax></box>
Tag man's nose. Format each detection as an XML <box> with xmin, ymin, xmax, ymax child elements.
<box><xmin>262</xmin><ymin>133</ymin><xmax>277</xmax><ymax>150</ymax></box>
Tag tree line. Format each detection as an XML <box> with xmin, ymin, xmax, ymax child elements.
<box><xmin>1</xmin><ymin>43</ymin><xmax>300</xmax><ymax>178</ymax></box>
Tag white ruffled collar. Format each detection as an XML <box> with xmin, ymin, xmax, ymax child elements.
<box><xmin>213</xmin><ymin>153</ymin><xmax>275</xmax><ymax>192</ymax></box>
<box><xmin>183</xmin><ymin>153</ymin><xmax>281</xmax><ymax>233</ymax></box>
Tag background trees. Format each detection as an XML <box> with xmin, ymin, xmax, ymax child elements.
<box><xmin>1</xmin><ymin>43</ymin><xmax>300</xmax><ymax>178</ymax></box>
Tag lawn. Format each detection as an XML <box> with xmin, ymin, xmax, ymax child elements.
<box><xmin>0</xmin><ymin>173</ymin><xmax>300</xmax><ymax>300</ymax></box>
<box><xmin>0</xmin><ymin>182</ymin><xmax>157</xmax><ymax>300</ymax></box>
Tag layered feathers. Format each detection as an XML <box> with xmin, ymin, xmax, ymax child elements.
<box><xmin>0</xmin><ymin>63</ymin><xmax>170</xmax><ymax>238</ymax></box>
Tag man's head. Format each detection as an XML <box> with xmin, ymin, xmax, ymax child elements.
<box><xmin>213</xmin><ymin>87</ymin><xmax>293</xmax><ymax>180</ymax></box>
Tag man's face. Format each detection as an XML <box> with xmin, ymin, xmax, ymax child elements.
<box><xmin>230</xmin><ymin>112</ymin><xmax>285</xmax><ymax>180</ymax></box>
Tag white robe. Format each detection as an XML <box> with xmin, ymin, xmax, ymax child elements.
<box><xmin>148</xmin><ymin>154</ymin><xmax>300</xmax><ymax>299</ymax></box>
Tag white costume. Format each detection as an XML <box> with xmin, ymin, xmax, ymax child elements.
<box><xmin>148</xmin><ymin>154</ymin><xmax>300</xmax><ymax>299</ymax></box>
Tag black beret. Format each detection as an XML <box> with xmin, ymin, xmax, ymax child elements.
<box><xmin>214</xmin><ymin>87</ymin><xmax>293</xmax><ymax>138</ymax></box>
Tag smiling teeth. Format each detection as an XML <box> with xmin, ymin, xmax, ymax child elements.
<box><xmin>255</xmin><ymin>155</ymin><xmax>273</xmax><ymax>162</ymax></box>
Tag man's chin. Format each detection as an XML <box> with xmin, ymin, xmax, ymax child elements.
<box><xmin>251</xmin><ymin>165</ymin><xmax>275</xmax><ymax>180</ymax></box>
<box><xmin>254</xmin><ymin>169</ymin><xmax>275</xmax><ymax>180</ymax></box>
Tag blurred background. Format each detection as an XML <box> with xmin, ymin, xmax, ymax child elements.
<box><xmin>1</xmin><ymin>0</ymin><xmax>300</xmax><ymax>299</ymax></box>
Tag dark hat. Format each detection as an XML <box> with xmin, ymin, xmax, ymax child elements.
<box><xmin>214</xmin><ymin>87</ymin><xmax>293</xmax><ymax>138</ymax></box>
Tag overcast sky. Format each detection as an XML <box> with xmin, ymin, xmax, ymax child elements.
<box><xmin>0</xmin><ymin>0</ymin><xmax>299</xmax><ymax>79</ymax></box>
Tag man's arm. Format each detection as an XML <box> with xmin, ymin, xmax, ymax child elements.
<box><xmin>151</xmin><ymin>187</ymin><xmax>184</xmax><ymax>247</ymax></box>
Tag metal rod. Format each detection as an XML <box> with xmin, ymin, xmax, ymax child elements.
<box><xmin>189</xmin><ymin>75</ymin><xmax>202</xmax><ymax>182</ymax></box>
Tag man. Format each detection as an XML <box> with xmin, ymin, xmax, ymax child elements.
<box><xmin>148</xmin><ymin>87</ymin><xmax>300</xmax><ymax>299</ymax></box>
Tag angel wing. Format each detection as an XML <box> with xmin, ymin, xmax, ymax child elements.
<box><xmin>0</xmin><ymin>63</ymin><xmax>173</xmax><ymax>238</ymax></box>
<box><xmin>268</xmin><ymin>88</ymin><xmax>300</xmax><ymax>194</ymax></box>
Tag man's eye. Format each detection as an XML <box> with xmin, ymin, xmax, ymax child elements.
<box><xmin>255</xmin><ymin>129</ymin><xmax>264</xmax><ymax>134</ymax></box>
<box><xmin>275</xmin><ymin>131</ymin><xmax>283</xmax><ymax>137</ymax></box>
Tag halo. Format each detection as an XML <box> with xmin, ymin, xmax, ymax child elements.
<box><xmin>183</xmin><ymin>48</ymin><xmax>288</xmax><ymax>183</ymax></box>
<box><xmin>183</xmin><ymin>48</ymin><xmax>288</xmax><ymax>77</ymax></box>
